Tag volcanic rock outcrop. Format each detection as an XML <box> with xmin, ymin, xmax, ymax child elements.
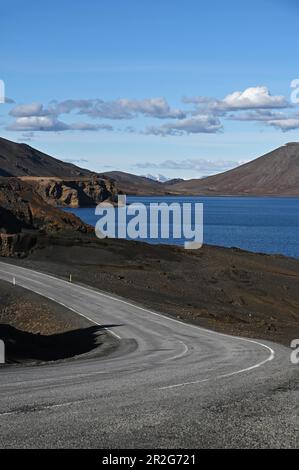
<box><xmin>0</xmin><ymin>178</ymin><xmax>93</xmax><ymax>256</ymax></box>
<box><xmin>20</xmin><ymin>177</ymin><xmax>117</xmax><ymax>208</ymax></box>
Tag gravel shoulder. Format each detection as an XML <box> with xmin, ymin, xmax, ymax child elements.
<box><xmin>0</xmin><ymin>279</ymin><xmax>118</xmax><ymax>364</ymax></box>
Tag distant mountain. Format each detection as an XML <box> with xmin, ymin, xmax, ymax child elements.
<box><xmin>168</xmin><ymin>143</ymin><xmax>299</xmax><ymax>195</ymax></box>
<box><xmin>101</xmin><ymin>171</ymin><xmax>175</xmax><ymax>195</ymax></box>
<box><xmin>144</xmin><ymin>173</ymin><xmax>169</xmax><ymax>183</ymax></box>
<box><xmin>0</xmin><ymin>137</ymin><xmax>93</xmax><ymax>177</ymax></box>
<box><xmin>166</xmin><ymin>178</ymin><xmax>184</xmax><ymax>186</ymax></box>
<box><xmin>3</xmin><ymin>137</ymin><xmax>299</xmax><ymax>197</ymax></box>
<box><xmin>105</xmin><ymin>144</ymin><xmax>299</xmax><ymax>196</ymax></box>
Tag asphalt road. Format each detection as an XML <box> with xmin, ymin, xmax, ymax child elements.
<box><xmin>0</xmin><ymin>261</ymin><xmax>297</xmax><ymax>449</ymax></box>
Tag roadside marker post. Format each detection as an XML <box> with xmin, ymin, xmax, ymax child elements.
<box><xmin>69</xmin><ymin>274</ymin><xmax>72</xmax><ymax>283</ymax></box>
<box><xmin>12</xmin><ymin>276</ymin><xmax>16</xmax><ymax>286</ymax></box>
<box><xmin>0</xmin><ymin>339</ymin><xmax>5</xmax><ymax>364</ymax></box>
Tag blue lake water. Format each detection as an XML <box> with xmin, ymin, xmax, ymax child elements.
<box><xmin>64</xmin><ymin>196</ymin><xmax>299</xmax><ymax>259</ymax></box>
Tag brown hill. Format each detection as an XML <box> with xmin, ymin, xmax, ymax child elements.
<box><xmin>169</xmin><ymin>143</ymin><xmax>299</xmax><ymax>195</ymax></box>
<box><xmin>0</xmin><ymin>137</ymin><xmax>117</xmax><ymax>206</ymax></box>
<box><xmin>2</xmin><ymin>137</ymin><xmax>299</xmax><ymax>198</ymax></box>
<box><xmin>103</xmin><ymin>143</ymin><xmax>299</xmax><ymax>196</ymax></box>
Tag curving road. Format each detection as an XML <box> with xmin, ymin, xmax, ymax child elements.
<box><xmin>0</xmin><ymin>261</ymin><xmax>297</xmax><ymax>448</ymax></box>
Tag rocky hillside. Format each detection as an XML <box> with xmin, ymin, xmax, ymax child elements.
<box><xmin>3</xmin><ymin>137</ymin><xmax>299</xmax><ymax>197</ymax></box>
<box><xmin>0</xmin><ymin>137</ymin><xmax>93</xmax><ymax>177</ymax></box>
<box><xmin>169</xmin><ymin>143</ymin><xmax>299</xmax><ymax>195</ymax></box>
<box><xmin>20</xmin><ymin>176</ymin><xmax>117</xmax><ymax>207</ymax></box>
<box><xmin>0</xmin><ymin>178</ymin><xmax>92</xmax><ymax>256</ymax></box>
<box><xmin>0</xmin><ymin>137</ymin><xmax>118</xmax><ymax>206</ymax></box>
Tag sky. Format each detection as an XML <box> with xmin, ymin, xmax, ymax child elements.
<box><xmin>1</xmin><ymin>0</ymin><xmax>299</xmax><ymax>180</ymax></box>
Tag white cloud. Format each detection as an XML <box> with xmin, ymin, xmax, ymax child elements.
<box><xmin>267</xmin><ymin>118</ymin><xmax>299</xmax><ymax>132</ymax></box>
<box><xmin>221</xmin><ymin>86</ymin><xmax>288</xmax><ymax>110</ymax></box>
<box><xmin>4</xmin><ymin>87</ymin><xmax>293</xmax><ymax>136</ymax></box>
<box><xmin>10</xmin><ymin>102</ymin><xmax>51</xmax><ymax>117</ymax></box>
<box><xmin>135</xmin><ymin>158</ymin><xmax>240</xmax><ymax>175</ymax></box>
<box><xmin>228</xmin><ymin>108</ymin><xmax>299</xmax><ymax>132</ymax></box>
<box><xmin>185</xmin><ymin>86</ymin><xmax>289</xmax><ymax>115</ymax></box>
<box><xmin>6</xmin><ymin>97</ymin><xmax>186</xmax><ymax>134</ymax></box>
<box><xmin>6</xmin><ymin>116</ymin><xmax>113</xmax><ymax>132</ymax></box>
<box><xmin>51</xmin><ymin>97</ymin><xmax>186</xmax><ymax>120</ymax></box>
<box><xmin>7</xmin><ymin>116</ymin><xmax>69</xmax><ymax>132</ymax></box>
<box><xmin>69</xmin><ymin>122</ymin><xmax>113</xmax><ymax>131</ymax></box>
<box><xmin>227</xmin><ymin>110</ymin><xmax>287</xmax><ymax>121</ymax></box>
<box><xmin>144</xmin><ymin>116</ymin><xmax>222</xmax><ymax>136</ymax></box>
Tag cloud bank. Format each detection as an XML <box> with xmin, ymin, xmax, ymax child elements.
<box><xmin>4</xmin><ymin>86</ymin><xmax>297</xmax><ymax>135</ymax></box>
<box><xmin>135</xmin><ymin>158</ymin><xmax>241</xmax><ymax>175</ymax></box>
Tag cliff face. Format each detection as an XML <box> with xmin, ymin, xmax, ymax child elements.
<box><xmin>20</xmin><ymin>177</ymin><xmax>118</xmax><ymax>208</ymax></box>
<box><xmin>0</xmin><ymin>137</ymin><xmax>119</xmax><ymax>256</ymax></box>
<box><xmin>0</xmin><ymin>178</ymin><xmax>93</xmax><ymax>256</ymax></box>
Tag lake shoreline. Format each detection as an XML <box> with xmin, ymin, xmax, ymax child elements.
<box><xmin>64</xmin><ymin>195</ymin><xmax>299</xmax><ymax>259</ymax></box>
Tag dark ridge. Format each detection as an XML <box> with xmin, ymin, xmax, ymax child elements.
<box><xmin>0</xmin><ymin>136</ymin><xmax>94</xmax><ymax>177</ymax></box>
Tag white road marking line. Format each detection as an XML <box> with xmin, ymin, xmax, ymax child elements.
<box><xmin>159</xmin><ymin>347</ymin><xmax>275</xmax><ymax>390</ymax></box>
<box><xmin>36</xmin><ymin>292</ymin><xmax>121</xmax><ymax>340</ymax></box>
<box><xmin>0</xmin><ymin>263</ymin><xmax>276</xmax><ymax>387</ymax></box>
<box><xmin>164</xmin><ymin>340</ymin><xmax>189</xmax><ymax>362</ymax></box>
<box><xmin>0</xmin><ymin>270</ymin><xmax>121</xmax><ymax>340</ymax></box>
<box><xmin>24</xmin><ymin>266</ymin><xmax>275</xmax><ymax>365</ymax></box>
